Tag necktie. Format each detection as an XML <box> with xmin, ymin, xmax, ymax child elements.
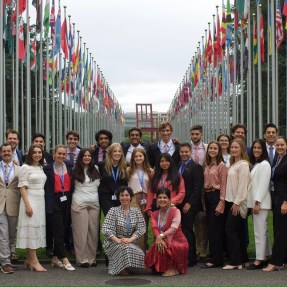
<box><xmin>103</xmin><ymin>150</ymin><xmax>107</xmax><ymax>161</ymax></box>
<box><xmin>69</xmin><ymin>153</ymin><xmax>75</xmax><ymax>163</ymax></box>
<box><xmin>269</xmin><ymin>146</ymin><xmax>274</xmax><ymax>164</ymax></box>
<box><xmin>194</xmin><ymin>146</ymin><xmax>199</xmax><ymax>164</ymax></box>
<box><xmin>5</xmin><ymin>164</ymin><xmax>9</xmax><ymax>185</ymax></box>
<box><xmin>163</xmin><ymin>144</ymin><xmax>168</xmax><ymax>153</ymax></box>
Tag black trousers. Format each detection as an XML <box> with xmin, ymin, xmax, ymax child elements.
<box><xmin>46</xmin><ymin>214</ymin><xmax>53</xmax><ymax>250</ymax></box>
<box><xmin>205</xmin><ymin>191</ymin><xmax>225</xmax><ymax>266</ymax></box>
<box><xmin>100</xmin><ymin>197</ymin><xmax>120</xmax><ymax>216</ymax></box>
<box><xmin>270</xmin><ymin>201</ymin><xmax>287</xmax><ymax>266</ymax></box>
<box><xmin>181</xmin><ymin>208</ymin><xmax>197</xmax><ymax>265</ymax></box>
<box><xmin>47</xmin><ymin>194</ymin><xmax>70</xmax><ymax>259</ymax></box>
<box><xmin>225</xmin><ymin>201</ymin><xmax>248</xmax><ymax>266</ymax></box>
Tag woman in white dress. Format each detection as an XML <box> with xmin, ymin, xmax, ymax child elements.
<box><xmin>17</xmin><ymin>144</ymin><xmax>47</xmax><ymax>272</ymax></box>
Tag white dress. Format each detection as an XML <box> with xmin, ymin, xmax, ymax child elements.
<box><xmin>16</xmin><ymin>164</ymin><xmax>47</xmax><ymax>249</ymax></box>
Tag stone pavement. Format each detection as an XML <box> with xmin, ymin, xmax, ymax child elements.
<box><xmin>0</xmin><ymin>261</ymin><xmax>286</xmax><ymax>286</ymax></box>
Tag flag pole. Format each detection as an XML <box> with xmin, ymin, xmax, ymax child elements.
<box><xmin>39</xmin><ymin>0</ymin><xmax>44</xmax><ymax>132</ymax></box>
<box><xmin>267</xmin><ymin>0</ymin><xmax>271</xmax><ymax>123</ymax></box>
<box><xmin>271</xmin><ymin>0</ymin><xmax>276</xmax><ymax>125</ymax></box>
<box><xmin>252</xmin><ymin>13</ymin><xmax>256</xmax><ymax>137</ymax></box>
<box><xmin>257</xmin><ymin>3</ymin><xmax>263</xmax><ymax>137</ymax></box>
<box><xmin>45</xmin><ymin>36</ymin><xmax>50</xmax><ymax>151</ymax></box>
<box><xmin>21</xmin><ymin>61</ymin><xmax>24</xmax><ymax>150</ymax></box>
<box><xmin>240</xmin><ymin>22</ymin><xmax>244</xmax><ymax>124</ymax></box>
<box><xmin>63</xmin><ymin>6</ymin><xmax>67</xmax><ymax>137</ymax></box>
<box><xmin>0</xmin><ymin>0</ymin><xmax>4</xmax><ymax>142</ymax></box>
<box><xmin>26</xmin><ymin>11</ymin><xmax>31</xmax><ymax>149</ymax></box>
<box><xmin>15</xmin><ymin>0</ymin><xmax>19</xmax><ymax>130</ymax></box>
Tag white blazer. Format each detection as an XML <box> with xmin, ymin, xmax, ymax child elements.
<box><xmin>247</xmin><ymin>160</ymin><xmax>271</xmax><ymax>210</ymax></box>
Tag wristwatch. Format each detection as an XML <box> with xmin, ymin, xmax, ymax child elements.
<box><xmin>159</xmin><ymin>233</ymin><xmax>164</xmax><ymax>238</ymax></box>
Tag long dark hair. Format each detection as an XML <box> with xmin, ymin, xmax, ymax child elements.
<box><xmin>73</xmin><ymin>148</ymin><xmax>100</xmax><ymax>183</ymax></box>
<box><xmin>249</xmin><ymin>139</ymin><xmax>269</xmax><ymax>165</ymax></box>
<box><xmin>151</xmin><ymin>153</ymin><xmax>180</xmax><ymax>194</ymax></box>
<box><xmin>205</xmin><ymin>141</ymin><xmax>224</xmax><ymax>166</ymax></box>
<box><xmin>25</xmin><ymin>144</ymin><xmax>44</xmax><ymax>166</ymax></box>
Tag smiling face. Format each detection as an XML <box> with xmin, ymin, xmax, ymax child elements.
<box><xmin>190</xmin><ymin>129</ymin><xmax>202</xmax><ymax>144</ymax></box>
<box><xmin>6</xmin><ymin>133</ymin><xmax>19</xmax><ymax>151</ymax></box>
<box><xmin>160</xmin><ymin>126</ymin><xmax>172</xmax><ymax>143</ymax></box>
<box><xmin>98</xmin><ymin>134</ymin><xmax>110</xmax><ymax>149</ymax></box>
<box><xmin>264</xmin><ymin>127</ymin><xmax>278</xmax><ymax>146</ymax></box>
<box><xmin>252</xmin><ymin>142</ymin><xmax>263</xmax><ymax>160</ymax></box>
<box><xmin>67</xmin><ymin>135</ymin><xmax>79</xmax><ymax>150</ymax></box>
<box><xmin>218</xmin><ymin>135</ymin><xmax>230</xmax><ymax>151</ymax></box>
<box><xmin>54</xmin><ymin>147</ymin><xmax>67</xmax><ymax>163</ymax></box>
<box><xmin>232</xmin><ymin>127</ymin><xmax>245</xmax><ymax>140</ymax></box>
<box><xmin>157</xmin><ymin>193</ymin><xmax>171</xmax><ymax>209</ymax></box>
<box><xmin>0</xmin><ymin>145</ymin><xmax>13</xmax><ymax>163</ymax></box>
<box><xmin>32</xmin><ymin>147</ymin><xmax>43</xmax><ymax>164</ymax></box>
<box><xmin>33</xmin><ymin>136</ymin><xmax>45</xmax><ymax>149</ymax></box>
<box><xmin>119</xmin><ymin>190</ymin><xmax>131</xmax><ymax>207</ymax></box>
<box><xmin>159</xmin><ymin>157</ymin><xmax>171</xmax><ymax>171</ymax></box>
<box><xmin>275</xmin><ymin>138</ymin><xmax>287</xmax><ymax>157</ymax></box>
<box><xmin>82</xmin><ymin>150</ymin><xmax>92</xmax><ymax>166</ymax></box>
<box><xmin>208</xmin><ymin>143</ymin><xmax>219</xmax><ymax>160</ymax></box>
<box><xmin>111</xmin><ymin>146</ymin><xmax>123</xmax><ymax>162</ymax></box>
<box><xmin>179</xmin><ymin>146</ymin><xmax>192</xmax><ymax>161</ymax></box>
<box><xmin>134</xmin><ymin>151</ymin><xmax>145</xmax><ymax>165</ymax></box>
<box><xmin>230</xmin><ymin>141</ymin><xmax>242</xmax><ymax>160</ymax></box>
<box><xmin>129</xmin><ymin>130</ymin><xmax>142</xmax><ymax>146</ymax></box>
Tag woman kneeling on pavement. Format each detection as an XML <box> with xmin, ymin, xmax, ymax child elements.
<box><xmin>145</xmin><ymin>188</ymin><xmax>188</xmax><ymax>276</ymax></box>
<box><xmin>102</xmin><ymin>186</ymin><xmax>146</xmax><ymax>276</ymax></box>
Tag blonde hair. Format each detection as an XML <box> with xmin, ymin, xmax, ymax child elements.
<box><xmin>53</xmin><ymin>145</ymin><xmax>66</xmax><ymax>154</ymax></box>
<box><xmin>229</xmin><ymin>139</ymin><xmax>250</xmax><ymax>166</ymax></box>
<box><xmin>104</xmin><ymin>143</ymin><xmax>126</xmax><ymax>180</ymax></box>
<box><xmin>129</xmin><ymin>148</ymin><xmax>151</xmax><ymax>179</ymax></box>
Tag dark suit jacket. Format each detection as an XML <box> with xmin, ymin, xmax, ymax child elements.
<box><xmin>148</xmin><ymin>141</ymin><xmax>180</xmax><ymax>168</ymax></box>
<box><xmin>177</xmin><ymin>158</ymin><xmax>204</xmax><ymax>213</ymax></box>
<box><xmin>120</xmin><ymin>142</ymin><xmax>150</xmax><ymax>157</ymax></box>
<box><xmin>92</xmin><ymin>147</ymin><xmax>102</xmax><ymax>166</ymax></box>
<box><xmin>43</xmin><ymin>161</ymin><xmax>74</xmax><ymax>214</ymax></box>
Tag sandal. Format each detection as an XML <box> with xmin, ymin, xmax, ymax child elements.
<box><xmin>10</xmin><ymin>252</ymin><xmax>19</xmax><ymax>262</ymax></box>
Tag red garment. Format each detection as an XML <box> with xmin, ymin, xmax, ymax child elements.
<box><xmin>145</xmin><ymin>177</ymin><xmax>185</xmax><ymax>213</ymax></box>
<box><xmin>145</xmin><ymin>208</ymin><xmax>188</xmax><ymax>274</ymax></box>
<box><xmin>54</xmin><ymin>173</ymin><xmax>71</xmax><ymax>193</ymax></box>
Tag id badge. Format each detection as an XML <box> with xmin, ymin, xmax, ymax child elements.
<box><xmin>60</xmin><ymin>195</ymin><xmax>67</xmax><ymax>202</ymax></box>
<box><xmin>140</xmin><ymin>199</ymin><xmax>147</xmax><ymax>205</ymax></box>
<box><xmin>112</xmin><ymin>195</ymin><xmax>117</xmax><ymax>201</ymax></box>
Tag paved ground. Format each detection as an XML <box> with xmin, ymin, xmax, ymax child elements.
<box><xmin>0</xmin><ymin>261</ymin><xmax>286</xmax><ymax>287</ymax></box>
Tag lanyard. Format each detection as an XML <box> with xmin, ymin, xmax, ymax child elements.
<box><xmin>111</xmin><ymin>166</ymin><xmax>120</xmax><ymax>194</ymax></box>
<box><xmin>1</xmin><ymin>163</ymin><xmax>14</xmax><ymax>185</ymax></box>
<box><xmin>223</xmin><ymin>154</ymin><xmax>230</xmax><ymax>165</ymax></box>
<box><xmin>161</xmin><ymin>174</ymin><xmax>168</xmax><ymax>188</ymax></box>
<box><xmin>125</xmin><ymin>208</ymin><xmax>132</xmax><ymax>236</ymax></box>
<box><xmin>54</xmin><ymin>162</ymin><xmax>65</xmax><ymax>193</ymax></box>
<box><xmin>136</xmin><ymin>168</ymin><xmax>145</xmax><ymax>191</ymax></box>
<box><xmin>179</xmin><ymin>159</ymin><xmax>191</xmax><ymax>176</ymax></box>
<box><xmin>158</xmin><ymin>208</ymin><xmax>170</xmax><ymax>231</ymax></box>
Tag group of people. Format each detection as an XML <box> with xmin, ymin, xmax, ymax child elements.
<box><xmin>0</xmin><ymin>121</ymin><xmax>286</xmax><ymax>276</ymax></box>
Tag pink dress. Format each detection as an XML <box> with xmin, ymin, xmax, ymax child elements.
<box><xmin>145</xmin><ymin>208</ymin><xmax>188</xmax><ymax>274</ymax></box>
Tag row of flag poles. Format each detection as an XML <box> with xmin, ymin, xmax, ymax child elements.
<box><xmin>0</xmin><ymin>0</ymin><xmax>125</xmax><ymax>151</ymax></box>
<box><xmin>168</xmin><ymin>0</ymin><xmax>287</xmax><ymax>145</ymax></box>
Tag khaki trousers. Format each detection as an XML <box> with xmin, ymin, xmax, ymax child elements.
<box><xmin>71</xmin><ymin>203</ymin><xmax>100</xmax><ymax>265</ymax></box>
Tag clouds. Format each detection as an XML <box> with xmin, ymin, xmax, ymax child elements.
<box><xmin>63</xmin><ymin>0</ymin><xmax>222</xmax><ymax>112</ymax></box>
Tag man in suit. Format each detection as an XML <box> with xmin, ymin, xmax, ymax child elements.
<box><xmin>5</xmin><ymin>130</ymin><xmax>23</xmax><ymax>166</ymax></box>
<box><xmin>92</xmin><ymin>130</ymin><xmax>113</xmax><ymax>165</ymax></box>
<box><xmin>178</xmin><ymin>142</ymin><xmax>204</xmax><ymax>267</ymax></box>
<box><xmin>0</xmin><ymin>143</ymin><xmax>21</xmax><ymax>274</ymax></box>
<box><xmin>148</xmin><ymin>122</ymin><xmax>180</xmax><ymax>168</ymax></box>
<box><xmin>121</xmin><ymin>127</ymin><xmax>149</xmax><ymax>164</ymax></box>
<box><xmin>263</xmin><ymin>123</ymin><xmax>278</xmax><ymax>166</ymax></box>
<box><xmin>65</xmin><ymin>131</ymin><xmax>81</xmax><ymax>166</ymax></box>
<box><xmin>190</xmin><ymin>124</ymin><xmax>208</xmax><ymax>259</ymax></box>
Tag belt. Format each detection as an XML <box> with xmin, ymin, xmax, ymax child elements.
<box><xmin>204</xmin><ymin>189</ymin><xmax>218</xmax><ymax>192</ymax></box>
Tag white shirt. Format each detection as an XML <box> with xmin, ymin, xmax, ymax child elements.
<box><xmin>0</xmin><ymin>160</ymin><xmax>15</xmax><ymax>183</ymax></box>
<box><xmin>159</xmin><ymin>139</ymin><xmax>175</xmax><ymax>156</ymax></box>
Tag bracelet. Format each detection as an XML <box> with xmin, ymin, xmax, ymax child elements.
<box><xmin>25</xmin><ymin>202</ymin><xmax>30</xmax><ymax>206</ymax></box>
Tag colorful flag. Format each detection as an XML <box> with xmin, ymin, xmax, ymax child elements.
<box><xmin>30</xmin><ymin>38</ymin><xmax>37</xmax><ymax>72</ymax></box>
<box><xmin>226</xmin><ymin>0</ymin><xmax>233</xmax><ymax>47</ymax></box>
<box><xmin>253</xmin><ymin>21</ymin><xmax>258</xmax><ymax>65</ymax></box>
<box><xmin>18</xmin><ymin>20</ymin><xmax>26</xmax><ymax>61</ymax></box>
<box><xmin>275</xmin><ymin>0</ymin><xmax>284</xmax><ymax>48</ymax></box>
<box><xmin>11</xmin><ymin>0</ymin><xmax>26</xmax><ymax>22</ymax></box>
<box><xmin>213</xmin><ymin>17</ymin><xmax>218</xmax><ymax>66</ymax></box>
<box><xmin>260</xmin><ymin>13</ymin><xmax>265</xmax><ymax>63</ymax></box>
<box><xmin>50</xmin><ymin>0</ymin><xmax>55</xmax><ymax>38</ymax></box>
<box><xmin>221</xmin><ymin>0</ymin><xmax>226</xmax><ymax>49</ymax></box>
<box><xmin>206</xmin><ymin>29</ymin><xmax>213</xmax><ymax>63</ymax></box>
<box><xmin>32</xmin><ymin>0</ymin><xmax>42</xmax><ymax>33</ymax></box>
<box><xmin>53</xmin><ymin>8</ymin><xmax>61</xmax><ymax>55</ymax></box>
<box><xmin>283</xmin><ymin>0</ymin><xmax>287</xmax><ymax>19</ymax></box>
<box><xmin>43</xmin><ymin>0</ymin><xmax>50</xmax><ymax>38</ymax></box>
<box><xmin>61</xmin><ymin>16</ymin><xmax>69</xmax><ymax>59</ymax></box>
<box><xmin>68</xmin><ymin>20</ymin><xmax>74</xmax><ymax>64</ymax></box>
<box><xmin>217</xmin><ymin>11</ymin><xmax>222</xmax><ymax>61</ymax></box>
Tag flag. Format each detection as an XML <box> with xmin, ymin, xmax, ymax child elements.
<box><xmin>61</xmin><ymin>16</ymin><xmax>69</xmax><ymax>59</ymax></box>
<box><xmin>32</xmin><ymin>0</ymin><xmax>42</xmax><ymax>33</ymax></box>
<box><xmin>18</xmin><ymin>20</ymin><xmax>26</xmax><ymax>61</ymax></box>
<box><xmin>30</xmin><ymin>38</ymin><xmax>37</xmax><ymax>72</ymax></box>
<box><xmin>206</xmin><ymin>29</ymin><xmax>213</xmax><ymax>63</ymax></box>
<box><xmin>283</xmin><ymin>0</ymin><xmax>287</xmax><ymax>18</ymax></box>
<box><xmin>276</xmin><ymin>0</ymin><xmax>284</xmax><ymax>48</ymax></box>
<box><xmin>50</xmin><ymin>0</ymin><xmax>55</xmax><ymax>38</ymax></box>
<box><xmin>221</xmin><ymin>0</ymin><xmax>226</xmax><ymax>50</ymax></box>
<box><xmin>11</xmin><ymin>0</ymin><xmax>26</xmax><ymax>22</ymax></box>
<box><xmin>213</xmin><ymin>17</ymin><xmax>218</xmax><ymax>66</ymax></box>
<box><xmin>226</xmin><ymin>0</ymin><xmax>233</xmax><ymax>47</ymax></box>
<box><xmin>43</xmin><ymin>0</ymin><xmax>50</xmax><ymax>38</ymax></box>
<box><xmin>260</xmin><ymin>13</ymin><xmax>265</xmax><ymax>63</ymax></box>
<box><xmin>53</xmin><ymin>7</ymin><xmax>61</xmax><ymax>55</ymax></box>
<box><xmin>68</xmin><ymin>20</ymin><xmax>74</xmax><ymax>64</ymax></box>
<box><xmin>217</xmin><ymin>11</ymin><xmax>222</xmax><ymax>61</ymax></box>
<box><xmin>244</xmin><ymin>33</ymin><xmax>249</xmax><ymax>71</ymax></box>
<box><xmin>253</xmin><ymin>21</ymin><xmax>258</xmax><ymax>65</ymax></box>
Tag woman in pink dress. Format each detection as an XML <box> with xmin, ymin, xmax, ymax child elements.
<box><xmin>145</xmin><ymin>188</ymin><xmax>188</xmax><ymax>277</ymax></box>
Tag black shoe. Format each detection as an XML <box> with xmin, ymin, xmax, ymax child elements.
<box><xmin>247</xmin><ymin>262</ymin><xmax>265</xmax><ymax>270</ymax></box>
<box><xmin>188</xmin><ymin>262</ymin><xmax>197</xmax><ymax>267</ymax></box>
<box><xmin>90</xmin><ymin>262</ymin><xmax>97</xmax><ymax>267</ymax></box>
<box><xmin>201</xmin><ymin>262</ymin><xmax>222</xmax><ymax>269</ymax></box>
<box><xmin>46</xmin><ymin>248</ymin><xmax>53</xmax><ymax>257</ymax></box>
<box><xmin>79</xmin><ymin>262</ymin><xmax>90</xmax><ymax>268</ymax></box>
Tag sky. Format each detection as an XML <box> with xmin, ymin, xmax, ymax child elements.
<box><xmin>56</xmin><ymin>0</ymin><xmax>224</xmax><ymax>113</ymax></box>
